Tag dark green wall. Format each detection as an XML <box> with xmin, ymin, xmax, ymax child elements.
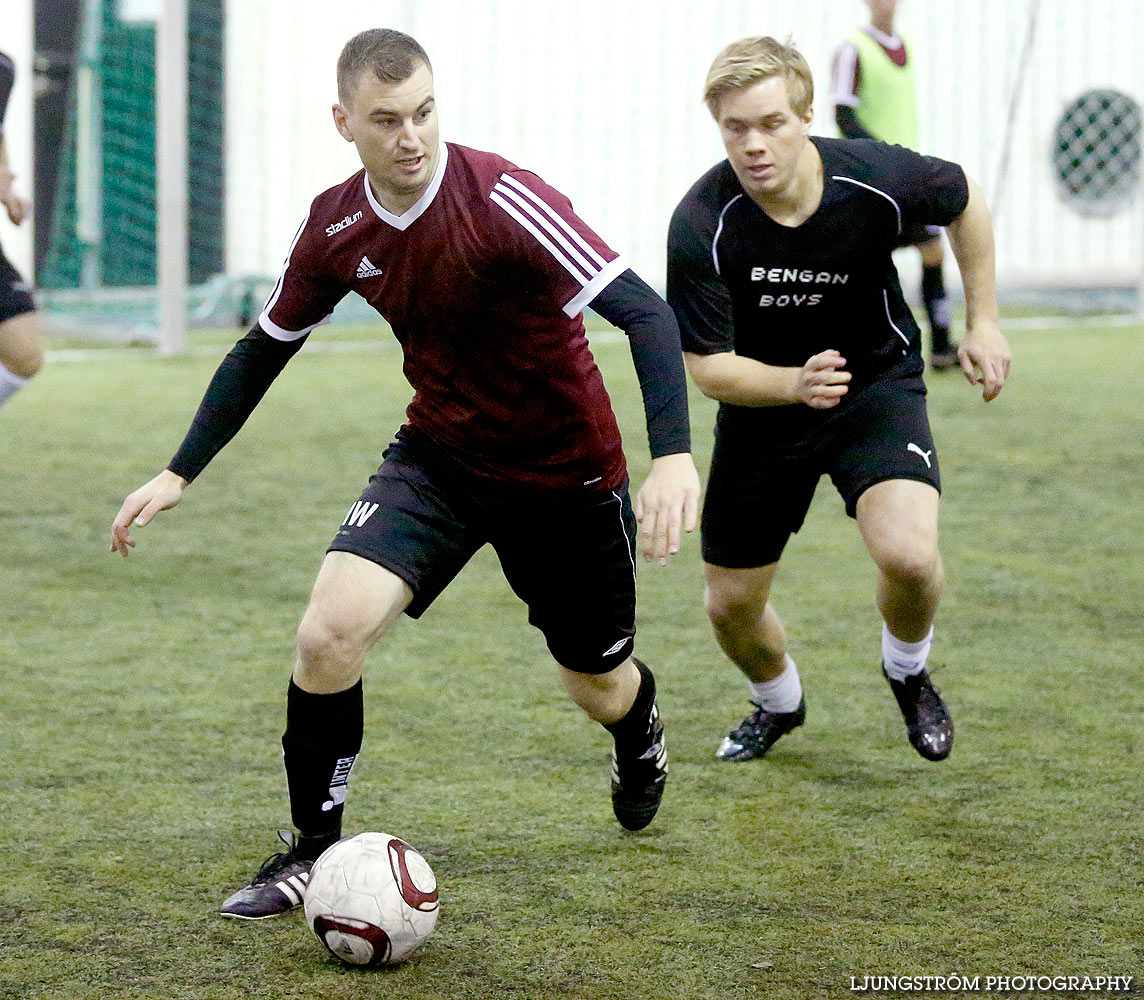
<box><xmin>41</xmin><ymin>0</ymin><xmax>224</xmax><ymax>288</ymax></box>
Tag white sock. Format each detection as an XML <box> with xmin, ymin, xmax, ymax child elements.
<box><xmin>882</xmin><ymin>624</ymin><xmax>934</xmax><ymax>681</ymax></box>
<box><xmin>747</xmin><ymin>655</ymin><xmax>803</xmax><ymax>713</ymax></box>
<box><xmin>0</xmin><ymin>365</ymin><xmax>31</xmax><ymax>407</ymax></box>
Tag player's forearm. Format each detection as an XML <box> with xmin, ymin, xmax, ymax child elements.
<box><xmin>592</xmin><ymin>269</ymin><xmax>691</xmax><ymax>457</ymax></box>
<box><xmin>947</xmin><ymin>175</ymin><xmax>999</xmax><ymax>328</ymax></box>
<box><xmin>167</xmin><ymin>324</ymin><xmax>306</xmax><ymax>482</ymax></box>
<box><xmin>684</xmin><ymin>351</ymin><xmax>799</xmax><ymax>407</ymax></box>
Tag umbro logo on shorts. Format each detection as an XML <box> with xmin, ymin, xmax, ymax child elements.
<box><xmin>602</xmin><ymin>636</ymin><xmax>631</xmax><ymax>658</ymax></box>
<box><xmin>356</xmin><ymin>255</ymin><xmax>384</xmax><ymax>279</ymax></box>
<box><xmin>907</xmin><ymin>442</ymin><xmax>933</xmax><ymax>468</ymax></box>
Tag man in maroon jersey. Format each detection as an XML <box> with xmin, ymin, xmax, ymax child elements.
<box><xmin>110</xmin><ymin>29</ymin><xmax>699</xmax><ymax>919</ymax></box>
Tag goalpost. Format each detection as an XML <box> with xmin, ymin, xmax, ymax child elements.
<box><xmin>156</xmin><ymin>0</ymin><xmax>188</xmax><ymax>356</ymax></box>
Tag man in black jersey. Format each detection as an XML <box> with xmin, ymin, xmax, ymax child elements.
<box><xmin>668</xmin><ymin>36</ymin><xmax>1010</xmax><ymax>765</ymax></box>
<box><xmin>0</xmin><ymin>51</ymin><xmax>43</xmax><ymax>409</ymax></box>
<box><xmin>110</xmin><ymin>29</ymin><xmax>699</xmax><ymax>920</ymax></box>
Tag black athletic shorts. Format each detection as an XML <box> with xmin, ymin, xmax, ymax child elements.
<box><xmin>701</xmin><ymin>369</ymin><xmax>940</xmax><ymax>569</ymax></box>
<box><xmin>328</xmin><ymin>429</ymin><xmax>638</xmax><ymax>675</ymax></box>
<box><xmin>0</xmin><ymin>248</ymin><xmax>35</xmax><ymax>324</ymax></box>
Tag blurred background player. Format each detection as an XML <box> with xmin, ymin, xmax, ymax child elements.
<box><xmin>831</xmin><ymin>0</ymin><xmax>959</xmax><ymax>370</ymax></box>
<box><xmin>0</xmin><ymin>50</ymin><xmax>44</xmax><ymax>409</ymax></box>
<box><xmin>668</xmin><ymin>36</ymin><xmax>1010</xmax><ymax>767</ymax></box>
<box><xmin>111</xmin><ymin>29</ymin><xmax>700</xmax><ymax>919</ymax></box>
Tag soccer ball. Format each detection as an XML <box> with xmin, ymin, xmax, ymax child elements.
<box><xmin>304</xmin><ymin>832</ymin><xmax>439</xmax><ymax>967</ymax></box>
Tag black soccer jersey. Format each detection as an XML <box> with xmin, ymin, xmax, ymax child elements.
<box><xmin>668</xmin><ymin>136</ymin><xmax>967</xmax><ymax>414</ymax></box>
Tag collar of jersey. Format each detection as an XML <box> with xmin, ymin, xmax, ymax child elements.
<box><xmin>363</xmin><ymin>141</ymin><xmax>449</xmax><ymax>232</ymax></box>
<box><xmin>862</xmin><ymin>24</ymin><xmax>904</xmax><ymax>49</ymax></box>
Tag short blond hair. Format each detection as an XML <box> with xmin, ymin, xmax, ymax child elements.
<box><xmin>703</xmin><ymin>36</ymin><xmax>814</xmax><ymax>119</ymax></box>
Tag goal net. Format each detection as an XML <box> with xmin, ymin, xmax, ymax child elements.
<box><xmin>29</xmin><ymin>0</ymin><xmax>1144</xmax><ymax>344</ymax></box>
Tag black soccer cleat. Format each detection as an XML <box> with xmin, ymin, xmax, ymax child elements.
<box><xmin>883</xmin><ymin>666</ymin><xmax>954</xmax><ymax>761</ymax></box>
<box><xmin>218</xmin><ymin>831</ymin><xmax>313</xmax><ymax>920</ymax></box>
<box><xmin>716</xmin><ymin>696</ymin><xmax>807</xmax><ymax>762</ymax></box>
<box><xmin>610</xmin><ymin>701</ymin><xmax>667</xmax><ymax>831</ymax></box>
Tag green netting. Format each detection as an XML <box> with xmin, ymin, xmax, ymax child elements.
<box><xmin>41</xmin><ymin>0</ymin><xmax>223</xmax><ymax>290</ymax></box>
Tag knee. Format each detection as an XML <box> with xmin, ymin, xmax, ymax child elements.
<box><xmin>875</xmin><ymin>542</ymin><xmax>942</xmax><ymax>589</ymax></box>
<box><xmin>704</xmin><ymin>585</ymin><xmax>762</xmax><ymax>633</ymax></box>
<box><xmin>561</xmin><ymin>662</ymin><xmax>635</xmax><ymax>724</ymax></box>
<box><xmin>3</xmin><ymin>341</ymin><xmax>43</xmax><ymax>379</ymax></box>
<box><xmin>0</xmin><ymin>315</ymin><xmax>45</xmax><ymax>379</ymax></box>
<box><xmin>296</xmin><ymin>609</ymin><xmax>370</xmax><ymax>686</ymax></box>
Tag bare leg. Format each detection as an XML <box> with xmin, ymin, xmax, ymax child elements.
<box><xmin>856</xmin><ymin>480</ymin><xmax>943</xmax><ymax>642</ymax></box>
<box><xmin>703</xmin><ymin>562</ymin><xmax>785</xmax><ymax>682</ymax></box>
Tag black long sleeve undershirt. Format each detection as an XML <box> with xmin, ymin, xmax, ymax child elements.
<box><xmin>835</xmin><ymin>104</ymin><xmax>877</xmax><ymax>141</ymax></box>
<box><xmin>590</xmin><ymin>269</ymin><xmax>691</xmax><ymax>459</ymax></box>
<box><xmin>167</xmin><ymin>324</ymin><xmax>307</xmax><ymax>483</ymax></box>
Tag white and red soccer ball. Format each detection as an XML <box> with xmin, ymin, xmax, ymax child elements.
<box><xmin>304</xmin><ymin>832</ymin><xmax>439</xmax><ymax>966</ymax></box>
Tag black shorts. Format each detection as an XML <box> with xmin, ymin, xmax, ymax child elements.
<box><xmin>0</xmin><ymin>248</ymin><xmax>35</xmax><ymax>324</ymax></box>
<box><xmin>702</xmin><ymin>371</ymin><xmax>940</xmax><ymax>568</ymax></box>
<box><xmin>327</xmin><ymin>431</ymin><xmax>638</xmax><ymax>675</ymax></box>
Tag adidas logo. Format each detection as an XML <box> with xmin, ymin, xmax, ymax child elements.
<box><xmin>356</xmin><ymin>255</ymin><xmax>383</xmax><ymax>279</ymax></box>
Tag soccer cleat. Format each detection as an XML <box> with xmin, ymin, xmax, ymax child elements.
<box><xmin>716</xmin><ymin>697</ymin><xmax>807</xmax><ymax>762</ymax></box>
<box><xmin>610</xmin><ymin>701</ymin><xmax>667</xmax><ymax>831</ymax></box>
<box><xmin>883</xmin><ymin>667</ymin><xmax>954</xmax><ymax>761</ymax></box>
<box><xmin>929</xmin><ymin>344</ymin><xmax>960</xmax><ymax>371</ymax></box>
<box><xmin>218</xmin><ymin>831</ymin><xmax>313</xmax><ymax>920</ymax></box>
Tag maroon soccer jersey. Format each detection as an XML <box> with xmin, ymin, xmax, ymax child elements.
<box><xmin>260</xmin><ymin>142</ymin><xmax>631</xmax><ymax>493</ymax></box>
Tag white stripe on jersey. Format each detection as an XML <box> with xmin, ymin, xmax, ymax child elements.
<box><xmin>260</xmin><ymin>212</ymin><xmax>309</xmax><ymax>331</ymax></box>
<box><xmin>491</xmin><ymin>187</ymin><xmax>596</xmax><ymax>285</ymax></box>
<box><xmin>490</xmin><ymin>173</ymin><xmax>627</xmax><ymax>317</ymax></box>
<box><xmin>497</xmin><ymin>174</ymin><xmax>609</xmax><ymax>269</ymax></box>
<box><xmin>832</xmin><ymin>175</ymin><xmax>902</xmax><ymax>235</ymax></box>
<box><xmin>492</xmin><ymin>187</ymin><xmax>596</xmax><ymax>283</ymax></box>
<box><xmin>711</xmin><ymin>194</ymin><xmax>743</xmax><ymax>276</ymax></box>
<box><xmin>560</xmin><ymin>254</ymin><xmax>628</xmax><ymax>318</ymax></box>
<box><xmin>831</xmin><ymin>41</ymin><xmax>861</xmax><ymax>107</ymax></box>
<box><xmin>259</xmin><ymin>210</ymin><xmax>332</xmax><ymax>341</ymax></box>
<box><xmin>491</xmin><ymin>190</ymin><xmax>588</xmax><ymax>283</ymax></box>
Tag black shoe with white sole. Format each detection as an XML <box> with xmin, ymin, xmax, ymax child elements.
<box><xmin>610</xmin><ymin>701</ymin><xmax>667</xmax><ymax>831</ymax></box>
<box><xmin>218</xmin><ymin>831</ymin><xmax>313</xmax><ymax>920</ymax></box>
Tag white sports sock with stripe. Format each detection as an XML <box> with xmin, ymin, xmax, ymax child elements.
<box><xmin>0</xmin><ymin>365</ymin><xmax>31</xmax><ymax>407</ymax></box>
<box><xmin>747</xmin><ymin>655</ymin><xmax>803</xmax><ymax>713</ymax></box>
<box><xmin>882</xmin><ymin>624</ymin><xmax>934</xmax><ymax>681</ymax></box>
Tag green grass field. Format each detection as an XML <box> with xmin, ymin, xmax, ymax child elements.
<box><xmin>1</xmin><ymin>319</ymin><xmax>1142</xmax><ymax>999</ymax></box>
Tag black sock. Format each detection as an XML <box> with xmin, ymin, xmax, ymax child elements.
<box><xmin>604</xmin><ymin>658</ymin><xmax>657</xmax><ymax>754</ymax></box>
<box><xmin>922</xmin><ymin>264</ymin><xmax>952</xmax><ymax>351</ymax></box>
<box><xmin>282</xmin><ymin>678</ymin><xmax>364</xmax><ymax>849</ymax></box>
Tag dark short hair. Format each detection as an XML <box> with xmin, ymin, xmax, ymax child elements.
<box><xmin>336</xmin><ymin>29</ymin><xmax>432</xmax><ymax>105</ymax></box>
